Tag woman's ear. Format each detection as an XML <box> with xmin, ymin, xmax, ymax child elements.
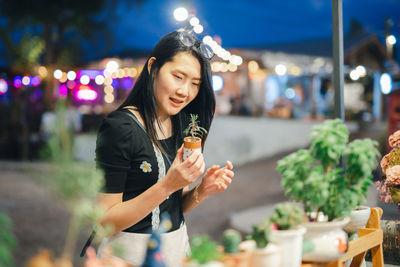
<box><xmin>147</xmin><ymin>57</ymin><xmax>156</xmax><ymax>74</ymax></box>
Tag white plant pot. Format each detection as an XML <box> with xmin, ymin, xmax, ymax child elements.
<box><xmin>343</xmin><ymin>206</ymin><xmax>371</xmax><ymax>234</ymax></box>
<box><xmin>270</xmin><ymin>226</ymin><xmax>306</xmax><ymax>267</ymax></box>
<box><xmin>250</xmin><ymin>243</ymin><xmax>281</xmax><ymax>267</ymax></box>
<box><xmin>302</xmin><ymin>217</ymin><xmax>349</xmax><ymax>262</ymax></box>
<box><xmin>185</xmin><ymin>260</ymin><xmax>223</xmax><ymax>267</ymax></box>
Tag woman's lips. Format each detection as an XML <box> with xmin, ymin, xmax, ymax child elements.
<box><xmin>169</xmin><ymin>97</ymin><xmax>184</xmax><ymax>107</ymax></box>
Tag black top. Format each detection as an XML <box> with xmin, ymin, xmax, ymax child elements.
<box><xmin>95</xmin><ymin>109</ymin><xmax>184</xmax><ymax>233</ymax></box>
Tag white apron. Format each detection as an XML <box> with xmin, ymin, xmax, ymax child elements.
<box><xmin>97</xmin><ymin>223</ymin><xmax>190</xmax><ymax>267</ymax></box>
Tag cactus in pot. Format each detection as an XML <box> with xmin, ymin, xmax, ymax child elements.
<box><xmin>269</xmin><ymin>202</ymin><xmax>306</xmax><ymax>267</ymax></box>
<box><xmin>222</xmin><ymin>229</ymin><xmax>250</xmax><ymax>267</ymax></box>
<box><xmin>247</xmin><ymin>220</ymin><xmax>281</xmax><ymax>267</ymax></box>
<box><xmin>269</xmin><ymin>202</ymin><xmax>304</xmax><ymax>230</ymax></box>
<box><xmin>222</xmin><ymin>229</ymin><xmax>242</xmax><ymax>254</ymax></box>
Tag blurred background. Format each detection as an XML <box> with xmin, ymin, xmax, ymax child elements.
<box><xmin>0</xmin><ymin>0</ymin><xmax>400</xmax><ymax>266</ymax></box>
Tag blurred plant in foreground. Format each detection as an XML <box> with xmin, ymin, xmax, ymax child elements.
<box><xmin>0</xmin><ymin>212</ymin><xmax>17</xmax><ymax>267</ymax></box>
<box><xmin>29</xmin><ymin>100</ymin><xmax>110</xmax><ymax>267</ymax></box>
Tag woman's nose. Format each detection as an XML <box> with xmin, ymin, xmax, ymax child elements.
<box><xmin>176</xmin><ymin>84</ymin><xmax>189</xmax><ymax>97</ymax></box>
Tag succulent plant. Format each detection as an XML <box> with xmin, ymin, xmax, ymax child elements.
<box><xmin>269</xmin><ymin>202</ymin><xmax>304</xmax><ymax>230</ymax></box>
<box><xmin>189</xmin><ymin>235</ymin><xmax>223</xmax><ymax>264</ymax></box>
<box><xmin>222</xmin><ymin>229</ymin><xmax>242</xmax><ymax>254</ymax></box>
<box><xmin>249</xmin><ymin>220</ymin><xmax>271</xmax><ymax>249</ymax></box>
<box><xmin>183</xmin><ymin>114</ymin><xmax>207</xmax><ymax>141</ymax></box>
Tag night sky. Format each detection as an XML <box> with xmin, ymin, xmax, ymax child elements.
<box><xmin>1</xmin><ymin>0</ymin><xmax>400</xmax><ymax>65</ymax></box>
<box><xmin>110</xmin><ymin>0</ymin><xmax>400</xmax><ymax>52</ymax></box>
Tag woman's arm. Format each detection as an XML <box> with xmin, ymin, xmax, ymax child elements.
<box><xmin>98</xmin><ymin>146</ymin><xmax>205</xmax><ymax>235</ymax></box>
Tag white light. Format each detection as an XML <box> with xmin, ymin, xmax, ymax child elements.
<box><xmin>53</xmin><ymin>69</ymin><xmax>62</xmax><ymax>79</ymax></box>
<box><xmin>80</xmin><ymin>75</ymin><xmax>90</xmax><ymax>85</ymax></box>
<box><xmin>231</xmin><ymin>55</ymin><xmax>243</xmax><ymax>66</ymax></box>
<box><xmin>275</xmin><ymin>64</ymin><xmax>287</xmax><ymax>76</ymax></box>
<box><xmin>106</xmin><ymin>60</ymin><xmax>119</xmax><ymax>73</ymax></box>
<box><xmin>380</xmin><ymin>73</ymin><xmax>392</xmax><ymax>95</ymax></box>
<box><xmin>67</xmin><ymin>71</ymin><xmax>76</xmax><ymax>81</ymax></box>
<box><xmin>355</xmin><ymin>65</ymin><xmax>366</xmax><ymax>77</ymax></box>
<box><xmin>0</xmin><ymin>79</ymin><xmax>8</xmax><ymax>93</ymax></box>
<box><xmin>95</xmin><ymin>75</ymin><xmax>105</xmax><ymax>85</ymax></box>
<box><xmin>22</xmin><ymin>76</ymin><xmax>30</xmax><ymax>86</ymax></box>
<box><xmin>77</xmin><ymin>89</ymin><xmax>97</xmax><ymax>101</ymax></box>
<box><xmin>212</xmin><ymin>75</ymin><xmax>223</xmax><ymax>91</ymax></box>
<box><xmin>189</xmin><ymin>17</ymin><xmax>200</xmax><ymax>26</ymax></box>
<box><xmin>193</xmin><ymin>24</ymin><xmax>204</xmax><ymax>34</ymax></box>
<box><xmin>387</xmin><ymin>35</ymin><xmax>397</xmax><ymax>45</ymax></box>
<box><xmin>173</xmin><ymin>7</ymin><xmax>188</xmax><ymax>21</ymax></box>
<box><xmin>350</xmin><ymin>70</ymin><xmax>360</xmax><ymax>81</ymax></box>
<box><xmin>203</xmin><ymin>36</ymin><xmax>213</xmax><ymax>45</ymax></box>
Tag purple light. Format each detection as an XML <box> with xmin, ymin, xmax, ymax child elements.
<box><xmin>111</xmin><ymin>78</ymin><xmax>119</xmax><ymax>88</ymax></box>
<box><xmin>121</xmin><ymin>77</ymin><xmax>134</xmax><ymax>90</ymax></box>
<box><xmin>31</xmin><ymin>76</ymin><xmax>40</xmax><ymax>86</ymax></box>
<box><xmin>13</xmin><ymin>76</ymin><xmax>22</xmax><ymax>88</ymax></box>
<box><xmin>59</xmin><ymin>84</ymin><xmax>68</xmax><ymax>98</ymax></box>
<box><xmin>77</xmin><ymin>70</ymin><xmax>102</xmax><ymax>80</ymax></box>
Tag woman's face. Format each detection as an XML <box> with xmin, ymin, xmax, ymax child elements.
<box><xmin>152</xmin><ymin>52</ymin><xmax>201</xmax><ymax>118</ymax></box>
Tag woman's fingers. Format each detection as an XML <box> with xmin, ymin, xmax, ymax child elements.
<box><xmin>173</xmin><ymin>144</ymin><xmax>184</xmax><ymax>165</ymax></box>
<box><xmin>226</xmin><ymin>160</ymin><xmax>233</xmax><ymax>170</ymax></box>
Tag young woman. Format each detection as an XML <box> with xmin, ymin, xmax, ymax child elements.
<box><xmin>94</xmin><ymin>30</ymin><xmax>234</xmax><ymax>266</ymax></box>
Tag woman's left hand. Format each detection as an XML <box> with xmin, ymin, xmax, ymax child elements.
<box><xmin>198</xmin><ymin>160</ymin><xmax>234</xmax><ymax>199</ymax></box>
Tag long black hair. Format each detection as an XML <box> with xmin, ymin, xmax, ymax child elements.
<box><xmin>118</xmin><ymin>31</ymin><xmax>216</xmax><ymax>155</ymax></box>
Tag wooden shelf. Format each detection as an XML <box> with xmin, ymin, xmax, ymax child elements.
<box><xmin>302</xmin><ymin>207</ymin><xmax>384</xmax><ymax>267</ymax></box>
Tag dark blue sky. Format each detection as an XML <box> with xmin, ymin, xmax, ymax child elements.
<box><xmin>109</xmin><ymin>0</ymin><xmax>400</xmax><ymax>53</ymax></box>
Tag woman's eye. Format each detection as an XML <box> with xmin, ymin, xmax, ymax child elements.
<box><xmin>192</xmin><ymin>83</ymin><xmax>200</xmax><ymax>87</ymax></box>
<box><xmin>174</xmin><ymin>74</ymin><xmax>183</xmax><ymax>80</ymax></box>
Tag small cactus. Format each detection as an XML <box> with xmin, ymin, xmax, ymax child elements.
<box><xmin>269</xmin><ymin>202</ymin><xmax>304</xmax><ymax>230</ymax></box>
<box><xmin>249</xmin><ymin>220</ymin><xmax>271</xmax><ymax>249</ymax></box>
<box><xmin>222</xmin><ymin>229</ymin><xmax>242</xmax><ymax>254</ymax></box>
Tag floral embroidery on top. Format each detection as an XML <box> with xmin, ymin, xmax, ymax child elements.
<box><xmin>140</xmin><ymin>161</ymin><xmax>152</xmax><ymax>173</ymax></box>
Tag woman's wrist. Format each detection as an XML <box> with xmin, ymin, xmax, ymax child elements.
<box><xmin>195</xmin><ymin>183</ymin><xmax>207</xmax><ymax>203</ymax></box>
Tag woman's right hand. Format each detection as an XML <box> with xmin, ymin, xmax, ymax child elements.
<box><xmin>163</xmin><ymin>145</ymin><xmax>205</xmax><ymax>192</ymax></box>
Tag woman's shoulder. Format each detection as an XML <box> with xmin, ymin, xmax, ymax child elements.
<box><xmin>98</xmin><ymin>109</ymin><xmax>136</xmax><ymax>135</ymax></box>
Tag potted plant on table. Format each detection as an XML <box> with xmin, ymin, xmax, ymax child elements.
<box><xmin>221</xmin><ymin>229</ymin><xmax>250</xmax><ymax>267</ymax></box>
<box><xmin>183</xmin><ymin>114</ymin><xmax>207</xmax><ymax>161</ymax></box>
<box><xmin>276</xmin><ymin>119</ymin><xmax>380</xmax><ymax>262</ymax></box>
<box><xmin>184</xmin><ymin>235</ymin><xmax>223</xmax><ymax>267</ymax></box>
<box><xmin>269</xmin><ymin>202</ymin><xmax>306</xmax><ymax>267</ymax></box>
<box><xmin>245</xmin><ymin>220</ymin><xmax>281</xmax><ymax>267</ymax></box>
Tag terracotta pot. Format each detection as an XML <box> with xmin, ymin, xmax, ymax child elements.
<box><xmin>302</xmin><ymin>217</ymin><xmax>349</xmax><ymax>262</ymax></box>
<box><xmin>183</xmin><ymin>260</ymin><xmax>224</xmax><ymax>267</ymax></box>
<box><xmin>270</xmin><ymin>226</ymin><xmax>306</xmax><ymax>267</ymax></box>
<box><xmin>183</xmin><ymin>136</ymin><xmax>202</xmax><ymax>161</ymax></box>
<box><xmin>222</xmin><ymin>252</ymin><xmax>251</xmax><ymax>267</ymax></box>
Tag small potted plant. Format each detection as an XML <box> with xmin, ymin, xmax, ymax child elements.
<box><xmin>269</xmin><ymin>202</ymin><xmax>306</xmax><ymax>267</ymax></box>
<box><xmin>246</xmin><ymin>220</ymin><xmax>281</xmax><ymax>267</ymax></box>
<box><xmin>184</xmin><ymin>235</ymin><xmax>223</xmax><ymax>267</ymax></box>
<box><xmin>183</xmin><ymin>114</ymin><xmax>207</xmax><ymax>161</ymax></box>
<box><xmin>276</xmin><ymin>119</ymin><xmax>380</xmax><ymax>262</ymax></box>
<box><xmin>221</xmin><ymin>229</ymin><xmax>250</xmax><ymax>267</ymax></box>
